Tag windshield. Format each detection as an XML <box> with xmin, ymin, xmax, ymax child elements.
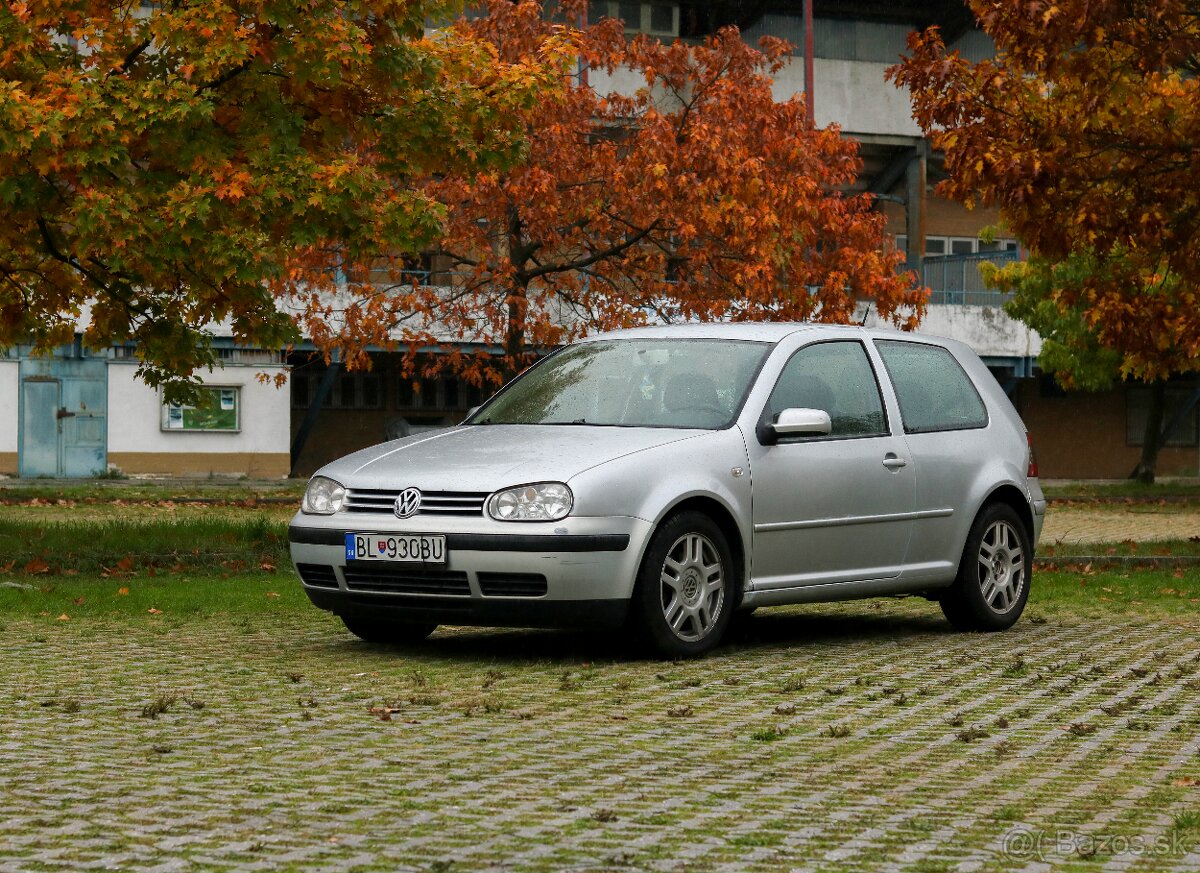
<box><xmin>470</xmin><ymin>339</ymin><xmax>772</xmax><ymax>429</ymax></box>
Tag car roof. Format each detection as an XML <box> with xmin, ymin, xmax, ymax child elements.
<box><xmin>582</xmin><ymin>322</ymin><xmax>920</xmax><ymax>344</ymax></box>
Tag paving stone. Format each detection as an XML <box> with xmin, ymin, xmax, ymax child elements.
<box><xmin>2</xmin><ymin>604</ymin><xmax>1199</xmax><ymax>871</ymax></box>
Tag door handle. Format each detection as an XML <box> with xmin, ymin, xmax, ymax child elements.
<box><xmin>56</xmin><ymin>408</ymin><xmax>76</xmax><ymax>420</ymax></box>
<box><xmin>882</xmin><ymin>454</ymin><xmax>908</xmax><ymax>470</ymax></box>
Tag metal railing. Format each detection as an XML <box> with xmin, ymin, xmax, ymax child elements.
<box><xmin>922</xmin><ymin>250</ymin><xmax>1021</xmax><ymax>306</ymax></box>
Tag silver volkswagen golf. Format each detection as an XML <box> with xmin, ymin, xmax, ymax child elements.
<box><xmin>289</xmin><ymin>324</ymin><xmax>1046</xmax><ymax>657</ymax></box>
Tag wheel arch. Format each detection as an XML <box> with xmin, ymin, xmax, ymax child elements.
<box><xmin>654</xmin><ymin>494</ymin><xmax>748</xmax><ymax>604</ymax></box>
<box><xmin>979</xmin><ymin>483</ymin><xmax>1036</xmax><ymax>546</ymax></box>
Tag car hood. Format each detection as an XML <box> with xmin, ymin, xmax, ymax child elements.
<box><xmin>318</xmin><ymin>425</ymin><xmax>708</xmax><ymax>492</ymax></box>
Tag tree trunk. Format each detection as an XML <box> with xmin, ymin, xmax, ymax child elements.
<box><xmin>503</xmin><ymin>284</ymin><xmax>527</xmax><ymax>384</ymax></box>
<box><xmin>1131</xmin><ymin>379</ymin><xmax>1166</xmax><ymax>485</ymax></box>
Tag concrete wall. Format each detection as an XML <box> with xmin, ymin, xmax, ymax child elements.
<box><xmin>0</xmin><ymin>360</ymin><xmax>17</xmax><ymax>474</ymax></box>
<box><xmin>106</xmin><ymin>363</ymin><xmax>291</xmax><ymax>477</ymax></box>
<box><xmin>916</xmin><ymin>305</ymin><xmax>1042</xmax><ymax>360</ymax></box>
<box><xmin>592</xmin><ymin>57</ymin><xmax>921</xmax><ymax>138</ymax></box>
<box><xmin>775</xmin><ymin>59</ymin><xmax>922</xmax><ymax>137</ymax></box>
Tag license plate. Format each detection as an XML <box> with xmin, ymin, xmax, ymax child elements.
<box><xmin>345</xmin><ymin>533</ymin><xmax>447</xmax><ymax>564</ymax></box>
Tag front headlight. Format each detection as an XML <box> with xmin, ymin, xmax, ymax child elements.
<box><xmin>487</xmin><ymin>482</ymin><xmax>573</xmax><ymax>522</ymax></box>
<box><xmin>302</xmin><ymin>476</ymin><xmax>346</xmax><ymax>515</ymax></box>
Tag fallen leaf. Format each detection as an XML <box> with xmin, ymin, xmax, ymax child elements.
<box><xmin>73</xmin><ymin>596</ymin><xmax>85</xmax><ymax>605</ymax></box>
<box><xmin>1173</xmin><ymin>777</ymin><xmax>1200</xmax><ymax>787</ymax></box>
<box><xmin>56</xmin><ymin>614</ymin><xmax>69</xmax><ymax>621</ymax></box>
<box><xmin>266</xmin><ymin>591</ymin><xmax>280</xmax><ymax>598</ymax></box>
<box><xmin>260</xmin><ymin>559</ymin><xmax>276</xmax><ymax>572</ymax></box>
<box><xmin>148</xmin><ymin>607</ymin><xmax>162</xmax><ymax>615</ymax></box>
<box><xmin>23</xmin><ymin>558</ymin><xmax>50</xmax><ymax>575</ymax></box>
<box><xmin>117</xmin><ymin>587</ymin><xmax>129</xmax><ymax>596</ymax></box>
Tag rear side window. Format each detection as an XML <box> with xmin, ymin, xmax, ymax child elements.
<box><xmin>875</xmin><ymin>341</ymin><xmax>988</xmax><ymax>434</ymax></box>
<box><xmin>767</xmin><ymin>340</ymin><xmax>887</xmax><ymax>439</ymax></box>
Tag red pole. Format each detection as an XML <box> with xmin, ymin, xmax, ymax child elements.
<box><xmin>578</xmin><ymin>5</ymin><xmax>589</xmax><ymax>88</ymax></box>
<box><xmin>804</xmin><ymin>0</ymin><xmax>814</xmax><ymax>125</ymax></box>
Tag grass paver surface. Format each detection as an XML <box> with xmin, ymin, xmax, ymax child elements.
<box><xmin>2</xmin><ymin>481</ymin><xmax>1199</xmax><ymax>871</ymax></box>
<box><xmin>3</xmin><ymin>577</ymin><xmax>1200</xmax><ymax>872</ymax></box>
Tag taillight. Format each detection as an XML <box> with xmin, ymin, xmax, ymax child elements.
<box><xmin>1026</xmin><ymin>432</ymin><xmax>1039</xmax><ymax>478</ymax></box>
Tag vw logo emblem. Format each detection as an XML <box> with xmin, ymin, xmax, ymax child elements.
<box><xmin>393</xmin><ymin>487</ymin><xmax>422</xmax><ymax>519</ymax></box>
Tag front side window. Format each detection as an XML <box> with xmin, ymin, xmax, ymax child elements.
<box><xmin>162</xmin><ymin>387</ymin><xmax>239</xmax><ymax>432</ymax></box>
<box><xmin>471</xmin><ymin>339</ymin><xmax>771</xmax><ymax>429</ymax></box>
<box><xmin>765</xmin><ymin>341</ymin><xmax>887</xmax><ymax>440</ymax></box>
<box><xmin>876</xmin><ymin>340</ymin><xmax>988</xmax><ymax>434</ymax></box>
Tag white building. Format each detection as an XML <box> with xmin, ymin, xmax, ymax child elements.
<box><xmin>2</xmin><ymin>342</ymin><xmax>290</xmax><ymax>478</ymax></box>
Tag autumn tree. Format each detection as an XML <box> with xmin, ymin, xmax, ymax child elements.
<box><xmin>0</xmin><ymin>0</ymin><xmax>567</xmax><ymax>400</ymax></box>
<box><xmin>889</xmin><ymin>0</ymin><xmax>1200</xmax><ymax>481</ymax></box>
<box><xmin>356</xmin><ymin>0</ymin><xmax>923</xmax><ymax>385</ymax></box>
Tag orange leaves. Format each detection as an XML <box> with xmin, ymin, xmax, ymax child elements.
<box><xmin>23</xmin><ymin>558</ymin><xmax>51</xmax><ymax>575</ymax></box>
<box><xmin>409</xmin><ymin>1</ymin><xmax>921</xmax><ymax>383</ymax></box>
<box><xmin>890</xmin><ymin>0</ymin><xmax>1200</xmax><ymax>383</ymax></box>
<box><xmin>4</xmin><ymin>0</ymin><xmax>558</xmax><ymax>401</ymax></box>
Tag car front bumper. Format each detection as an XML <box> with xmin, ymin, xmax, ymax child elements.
<box><xmin>287</xmin><ymin>513</ymin><xmax>653</xmax><ymax>629</ymax></box>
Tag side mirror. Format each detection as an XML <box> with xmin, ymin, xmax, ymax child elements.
<box><xmin>761</xmin><ymin>407</ymin><xmax>831</xmax><ymax>444</ymax></box>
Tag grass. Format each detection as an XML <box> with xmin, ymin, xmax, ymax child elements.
<box><xmin>0</xmin><ymin>479</ymin><xmax>304</xmax><ymax>503</ymax></box>
<box><xmin>0</xmin><ymin>570</ymin><xmax>306</xmax><ymax>619</ymax></box>
<box><xmin>0</xmin><ymin>515</ymin><xmax>290</xmax><ymax>575</ymax></box>
<box><xmin>1042</xmin><ymin>479</ymin><xmax>1200</xmax><ymax>502</ymax></box>
<box><xmin>1038</xmin><ymin>538</ymin><xmax>1200</xmax><ymax>559</ymax></box>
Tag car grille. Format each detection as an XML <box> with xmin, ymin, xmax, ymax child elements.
<box><xmin>296</xmin><ymin>563</ymin><xmax>338</xmax><ymax>589</ymax></box>
<box><xmin>341</xmin><ymin>564</ymin><xmax>471</xmax><ymax>596</ymax></box>
<box><xmin>477</xmin><ymin>572</ymin><xmax>549</xmax><ymax>598</ymax></box>
<box><xmin>344</xmin><ymin>488</ymin><xmax>489</xmax><ymax>516</ymax></box>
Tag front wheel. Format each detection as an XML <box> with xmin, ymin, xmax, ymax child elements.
<box><xmin>627</xmin><ymin>511</ymin><xmax>736</xmax><ymax>658</ymax></box>
<box><xmin>940</xmin><ymin>503</ymin><xmax>1032</xmax><ymax>631</ymax></box>
<box><xmin>341</xmin><ymin>616</ymin><xmax>437</xmax><ymax>645</ymax></box>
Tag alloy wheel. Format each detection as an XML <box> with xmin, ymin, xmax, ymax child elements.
<box><xmin>976</xmin><ymin>520</ymin><xmax>1026</xmax><ymax>614</ymax></box>
<box><xmin>659</xmin><ymin>532</ymin><xmax>725</xmax><ymax>642</ymax></box>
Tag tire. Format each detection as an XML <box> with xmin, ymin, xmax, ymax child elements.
<box><xmin>341</xmin><ymin>616</ymin><xmax>437</xmax><ymax>645</ymax></box>
<box><xmin>940</xmin><ymin>502</ymin><xmax>1032</xmax><ymax>631</ymax></box>
<box><xmin>627</xmin><ymin>511</ymin><xmax>736</xmax><ymax>658</ymax></box>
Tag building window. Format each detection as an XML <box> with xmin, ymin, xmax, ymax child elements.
<box><xmin>162</xmin><ymin>387</ymin><xmax>240</xmax><ymax>432</ymax></box>
<box><xmin>290</xmin><ymin>371</ymin><xmax>382</xmax><ymax>409</ymax></box>
<box><xmin>591</xmin><ymin>1</ymin><xmax>679</xmax><ymax>36</ymax></box>
<box><xmin>1127</xmin><ymin>385</ymin><xmax>1200</xmax><ymax>448</ymax></box>
<box><xmin>397</xmin><ymin>375</ymin><xmax>483</xmax><ymax>410</ymax></box>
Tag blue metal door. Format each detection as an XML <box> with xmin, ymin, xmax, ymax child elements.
<box><xmin>19</xmin><ymin>356</ymin><xmax>107</xmax><ymax>477</ymax></box>
<box><xmin>19</xmin><ymin>377</ymin><xmax>59</xmax><ymax>477</ymax></box>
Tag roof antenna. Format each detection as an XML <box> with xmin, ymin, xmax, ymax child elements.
<box><xmin>859</xmin><ymin>302</ymin><xmax>872</xmax><ymax>327</ymax></box>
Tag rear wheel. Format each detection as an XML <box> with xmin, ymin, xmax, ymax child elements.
<box><xmin>628</xmin><ymin>511</ymin><xmax>735</xmax><ymax>658</ymax></box>
<box><xmin>341</xmin><ymin>616</ymin><xmax>437</xmax><ymax>645</ymax></box>
<box><xmin>940</xmin><ymin>503</ymin><xmax>1031</xmax><ymax>631</ymax></box>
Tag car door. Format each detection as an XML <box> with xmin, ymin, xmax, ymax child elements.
<box><xmin>873</xmin><ymin>339</ymin><xmax>991</xmax><ymax>574</ymax></box>
<box><xmin>745</xmin><ymin>339</ymin><xmax>916</xmax><ymax>590</ymax></box>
